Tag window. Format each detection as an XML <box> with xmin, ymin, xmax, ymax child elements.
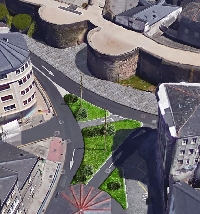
<box><xmin>195</xmin><ymin>158</ymin><xmax>198</xmax><ymax>163</ymax></box>
<box><xmin>23</xmin><ymin>77</ymin><xmax>27</xmax><ymax>83</ymax></box>
<box><xmin>21</xmin><ymin>90</ymin><xmax>25</xmax><ymax>95</ymax></box>
<box><xmin>21</xmin><ymin>66</ymin><xmax>24</xmax><ymax>72</ymax></box>
<box><xmin>0</xmin><ymin>83</ymin><xmax>10</xmax><ymax>91</ymax></box>
<box><xmin>23</xmin><ymin>100</ymin><xmax>27</xmax><ymax>105</ymax></box>
<box><xmin>32</xmin><ymin>81</ymin><xmax>35</xmax><ymax>85</ymax></box>
<box><xmin>182</xmin><ymin>139</ymin><xmax>188</xmax><ymax>145</ymax></box>
<box><xmin>16</xmin><ymin>69</ymin><xmax>20</xmax><ymax>75</ymax></box>
<box><xmin>27</xmin><ymin>74</ymin><xmax>30</xmax><ymax>79</ymax></box>
<box><xmin>25</xmin><ymin>62</ymin><xmax>28</xmax><ymax>69</ymax></box>
<box><xmin>0</xmin><ymin>73</ymin><xmax>7</xmax><ymax>80</ymax></box>
<box><xmin>26</xmin><ymin>88</ymin><xmax>29</xmax><ymax>93</ymax></box>
<box><xmin>188</xmin><ymin>149</ymin><xmax>194</xmax><ymax>155</ymax></box>
<box><xmin>179</xmin><ymin>150</ymin><xmax>185</xmax><ymax>156</ymax></box>
<box><xmin>32</xmin><ymin>93</ymin><xmax>35</xmax><ymax>99</ymax></box>
<box><xmin>1</xmin><ymin>95</ymin><xmax>13</xmax><ymax>102</ymax></box>
<box><xmin>4</xmin><ymin>104</ymin><xmax>16</xmax><ymax>112</ymax></box>
<box><xmin>186</xmin><ymin>160</ymin><xmax>189</xmax><ymax>165</ymax></box>
<box><xmin>29</xmin><ymin>84</ymin><xmax>32</xmax><ymax>89</ymax></box>
<box><xmin>184</xmin><ymin>28</ymin><xmax>189</xmax><ymax>35</ymax></box>
<box><xmin>28</xmin><ymin>98</ymin><xmax>31</xmax><ymax>103</ymax></box>
<box><xmin>194</xmin><ymin>32</ymin><xmax>199</xmax><ymax>39</ymax></box>
<box><xmin>178</xmin><ymin>160</ymin><xmax>183</xmax><ymax>165</ymax></box>
<box><xmin>30</xmin><ymin>70</ymin><xmax>33</xmax><ymax>75</ymax></box>
<box><xmin>18</xmin><ymin>80</ymin><xmax>23</xmax><ymax>85</ymax></box>
<box><xmin>191</xmin><ymin>138</ymin><xmax>197</xmax><ymax>144</ymax></box>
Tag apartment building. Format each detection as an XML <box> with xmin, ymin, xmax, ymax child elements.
<box><xmin>0</xmin><ymin>32</ymin><xmax>36</xmax><ymax>124</ymax></box>
<box><xmin>0</xmin><ymin>140</ymin><xmax>42</xmax><ymax>214</ymax></box>
<box><xmin>156</xmin><ymin>82</ymin><xmax>200</xmax><ymax>213</ymax></box>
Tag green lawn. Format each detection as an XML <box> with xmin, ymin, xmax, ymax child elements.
<box><xmin>71</xmin><ymin>119</ymin><xmax>141</xmax><ymax>184</ymax></box>
<box><xmin>99</xmin><ymin>168</ymin><xmax>127</xmax><ymax>209</ymax></box>
<box><xmin>119</xmin><ymin>75</ymin><xmax>156</xmax><ymax>92</ymax></box>
<box><xmin>66</xmin><ymin>96</ymin><xmax>109</xmax><ymax>121</ymax></box>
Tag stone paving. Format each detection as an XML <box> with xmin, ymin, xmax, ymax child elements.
<box><xmin>23</xmin><ymin>35</ymin><xmax>158</xmax><ymax>115</ymax></box>
<box><xmin>78</xmin><ymin>113</ymin><xmax>129</xmax><ymax>129</ymax></box>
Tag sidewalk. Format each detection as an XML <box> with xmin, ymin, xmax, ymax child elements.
<box><xmin>19</xmin><ymin>137</ymin><xmax>67</xmax><ymax>214</ymax></box>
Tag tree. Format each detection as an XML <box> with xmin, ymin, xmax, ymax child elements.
<box><xmin>107</xmin><ymin>182</ymin><xmax>121</xmax><ymax>190</ymax></box>
<box><xmin>64</xmin><ymin>94</ymin><xmax>78</xmax><ymax>104</ymax></box>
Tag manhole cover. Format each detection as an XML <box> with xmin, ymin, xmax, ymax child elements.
<box><xmin>54</xmin><ymin>131</ymin><xmax>60</xmax><ymax>136</ymax></box>
<box><xmin>59</xmin><ymin>120</ymin><xmax>64</xmax><ymax>124</ymax></box>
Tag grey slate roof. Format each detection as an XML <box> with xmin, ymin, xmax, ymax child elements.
<box><xmin>173</xmin><ymin>182</ymin><xmax>200</xmax><ymax>214</ymax></box>
<box><xmin>180</xmin><ymin>2</ymin><xmax>200</xmax><ymax>22</ymax></box>
<box><xmin>0</xmin><ymin>32</ymin><xmax>29</xmax><ymax>73</ymax></box>
<box><xmin>117</xmin><ymin>6</ymin><xmax>149</xmax><ymax>16</ymax></box>
<box><xmin>0</xmin><ymin>140</ymin><xmax>37</xmax><ymax>189</ymax></box>
<box><xmin>0</xmin><ymin>167</ymin><xmax>17</xmax><ymax>206</ymax></box>
<box><xmin>164</xmin><ymin>84</ymin><xmax>200</xmax><ymax>137</ymax></box>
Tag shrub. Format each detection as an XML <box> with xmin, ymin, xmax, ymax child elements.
<box><xmin>0</xmin><ymin>4</ymin><xmax>8</xmax><ymax>21</ymax></box>
<box><xmin>76</xmin><ymin>107</ymin><xmax>88</xmax><ymax>120</ymax></box>
<box><xmin>82</xmin><ymin>126</ymin><xmax>102</xmax><ymax>137</ymax></box>
<box><xmin>64</xmin><ymin>94</ymin><xmax>78</xmax><ymax>105</ymax></box>
<box><xmin>27</xmin><ymin>21</ymin><xmax>36</xmax><ymax>38</ymax></box>
<box><xmin>101</xmin><ymin>124</ymin><xmax>116</xmax><ymax>136</ymax></box>
<box><xmin>74</xmin><ymin>173</ymin><xmax>87</xmax><ymax>183</ymax></box>
<box><xmin>12</xmin><ymin>14</ymin><xmax>32</xmax><ymax>31</ymax></box>
<box><xmin>81</xmin><ymin>165</ymin><xmax>93</xmax><ymax>177</ymax></box>
<box><xmin>107</xmin><ymin>182</ymin><xmax>121</xmax><ymax>191</ymax></box>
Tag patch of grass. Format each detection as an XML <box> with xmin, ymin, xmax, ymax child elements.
<box><xmin>6</xmin><ymin>14</ymin><xmax>13</xmax><ymax>27</ymax></box>
<box><xmin>119</xmin><ymin>75</ymin><xmax>156</xmax><ymax>92</ymax></box>
<box><xmin>27</xmin><ymin>21</ymin><xmax>36</xmax><ymax>38</ymax></box>
<box><xmin>99</xmin><ymin>168</ymin><xmax>127</xmax><ymax>209</ymax></box>
<box><xmin>67</xmin><ymin>96</ymin><xmax>109</xmax><ymax>121</ymax></box>
<box><xmin>71</xmin><ymin>119</ymin><xmax>141</xmax><ymax>184</ymax></box>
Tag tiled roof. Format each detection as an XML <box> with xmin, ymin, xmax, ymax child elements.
<box><xmin>0</xmin><ymin>32</ymin><xmax>29</xmax><ymax>73</ymax></box>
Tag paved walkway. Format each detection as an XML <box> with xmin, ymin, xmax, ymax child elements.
<box><xmin>78</xmin><ymin>113</ymin><xmax>128</xmax><ymax>129</ymax></box>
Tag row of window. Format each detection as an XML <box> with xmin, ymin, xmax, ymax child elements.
<box><xmin>178</xmin><ymin>158</ymin><xmax>198</xmax><ymax>165</ymax></box>
<box><xmin>23</xmin><ymin>92</ymin><xmax>36</xmax><ymax>106</ymax></box>
<box><xmin>0</xmin><ymin>73</ymin><xmax>7</xmax><ymax>80</ymax></box>
<box><xmin>182</xmin><ymin>138</ymin><xmax>197</xmax><ymax>145</ymax></box>
<box><xmin>0</xmin><ymin>83</ymin><xmax>10</xmax><ymax>92</ymax></box>
<box><xmin>4</xmin><ymin>104</ymin><xmax>16</xmax><ymax>112</ymax></box>
<box><xmin>21</xmin><ymin>81</ymin><xmax>35</xmax><ymax>96</ymax></box>
<box><xmin>1</xmin><ymin>94</ymin><xmax>13</xmax><ymax>102</ymax></box>
<box><xmin>179</xmin><ymin>149</ymin><xmax>195</xmax><ymax>156</ymax></box>
<box><xmin>18</xmin><ymin>70</ymin><xmax>33</xmax><ymax>86</ymax></box>
<box><xmin>16</xmin><ymin>59</ymin><xmax>31</xmax><ymax>75</ymax></box>
<box><xmin>184</xmin><ymin>29</ymin><xmax>200</xmax><ymax>38</ymax></box>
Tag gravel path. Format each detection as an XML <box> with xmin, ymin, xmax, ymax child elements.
<box><xmin>24</xmin><ymin>35</ymin><xmax>158</xmax><ymax>115</ymax></box>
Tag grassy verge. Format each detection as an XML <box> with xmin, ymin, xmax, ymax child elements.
<box><xmin>99</xmin><ymin>168</ymin><xmax>127</xmax><ymax>209</ymax></box>
<box><xmin>119</xmin><ymin>75</ymin><xmax>156</xmax><ymax>93</ymax></box>
<box><xmin>66</xmin><ymin>96</ymin><xmax>109</xmax><ymax>121</ymax></box>
<box><xmin>71</xmin><ymin>119</ymin><xmax>141</xmax><ymax>184</ymax></box>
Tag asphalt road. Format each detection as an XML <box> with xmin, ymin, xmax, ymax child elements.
<box><xmin>26</xmin><ymin>53</ymin><xmax>159</xmax><ymax>213</ymax></box>
<box><xmin>30</xmin><ymin>52</ymin><xmax>157</xmax><ymax>128</ymax></box>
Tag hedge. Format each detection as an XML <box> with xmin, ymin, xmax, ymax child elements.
<box><xmin>0</xmin><ymin>4</ymin><xmax>8</xmax><ymax>21</ymax></box>
<box><xmin>12</xmin><ymin>14</ymin><xmax>32</xmax><ymax>31</ymax></box>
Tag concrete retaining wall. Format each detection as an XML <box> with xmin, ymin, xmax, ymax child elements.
<box><xmin>87</xmin><ymin>27</ymin><xmax>139</xmax><ymax>82</ymax></box>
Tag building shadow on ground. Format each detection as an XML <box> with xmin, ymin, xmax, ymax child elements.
<box><xmin>75</xmin><ymin>46</ymin><xmax>94</xmax><ymax>77</ymax></box>
<box><xmin>111</xmin><ymin>127</ymin><xmax>161</xmax><ymax>214</ymax></box>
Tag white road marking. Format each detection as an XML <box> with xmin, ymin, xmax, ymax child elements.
<box><xmin>105</xmin><ymin>151</ymin><xmax>122</xmax><ymax>172</ymax></box>
<box><xmin>70</xmin><ymin>149</ymin><xmax>75</xmax><ymax>170</ymax></box>
<box><xmin>132</xmin><ymin>129</ymin><xmax>146</xmax><ymax>139</ymax></box>
<box><xmin>41</xmin><ymin>65</ymin><xmax>54</xmax><ymax>76</ymax></box>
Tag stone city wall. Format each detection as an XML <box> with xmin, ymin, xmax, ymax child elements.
<box><xmin>87</xmin><ymin>27</ymin><xmax>139</xmax><ymax>82</ymax></box>
<box><xmin>138</xmin><ymin>48</ymin><xmax>200</xmax><ymax>85</ymax></box>
<box><xmin>5</xmin><ymin>0</ymin><xmax>40</xmax><ymax>16</ymax></box>
<box><xmin>36</xmin><ymin>6</ymin><xmax>90</xmax><ymax>48</ymax></box>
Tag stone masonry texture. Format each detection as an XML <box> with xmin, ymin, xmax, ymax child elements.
<box><xmin>23</xmin><ymin>35</ymin><xmax>158</xmax><ymax>115</ymax></box>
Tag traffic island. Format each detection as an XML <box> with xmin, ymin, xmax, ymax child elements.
<box><xmin>71</xmin><ymin>119</ymin><xmax>141</xmax><ymax>209</ymax></box>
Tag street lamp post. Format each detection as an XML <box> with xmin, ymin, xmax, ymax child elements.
<box><xmin>80</xmin><ymin>73</ymin><xmax>83</xmax><ymax>107</ymax></box>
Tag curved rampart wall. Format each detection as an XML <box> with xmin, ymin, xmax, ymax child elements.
<box><xmin>36</xmin><ymin>6</ymin><xmax>94</xmax><ymax>48</ymax></box>
<box><xmin>138</xmin><ymin>48</ymin><xmax>200</xmax><ymax>85</ymax></box>
<box><xmin>87</xmin><ymin>27</ymin><xmax>139</xmax><ymax>82</ymax></box>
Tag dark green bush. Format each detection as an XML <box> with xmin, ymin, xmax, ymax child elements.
<box><xmin>64</xmin><ymin>94</ymin><xmax>78</xmax><ymax>105</ymax></box>
<box><xmin>101</xmin><ymin>124</ymin><xmax>116</xmax><ymax>136</ymax></box>
<box><xmin>82</xmin><ymin>3</ymin><xmax>88</xmax><ymax>8</ymax></box>
<box><xmin>107</xmin><ymin>182</ymin><xmax>121</xmax><ymax>190</ymax></box>
<box><xmin>12</xmin><ymin>14</ymin><xmax>32</xmax><ymax>31</ymax></box>
<box><xmin>81</xmin><ymin>165</ymin><xmax>93</xmax><ymax>177</ymax></box>
<box><xmin>27</xmin><ymin>21</ymin><xmax>36</xmax><ymax>38</ymax></box>
<box><xmin>76</xmin><ymin>107</ymin><xmax>88</xmax><ymax>120</ymax></box>
<box><xmin>74</xmin><ymin>173</ymin><xmax>87</xmax><ymax>183</ymax></box>
<box><xmin>0</xmin><ymin>4</ymin><xmax>8</xmax><ymax>21</ymax></box>
<box><xmin>82</xmin><ymin>126</ymin><xmax>102</xmax><ymax>137</ymax></box>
